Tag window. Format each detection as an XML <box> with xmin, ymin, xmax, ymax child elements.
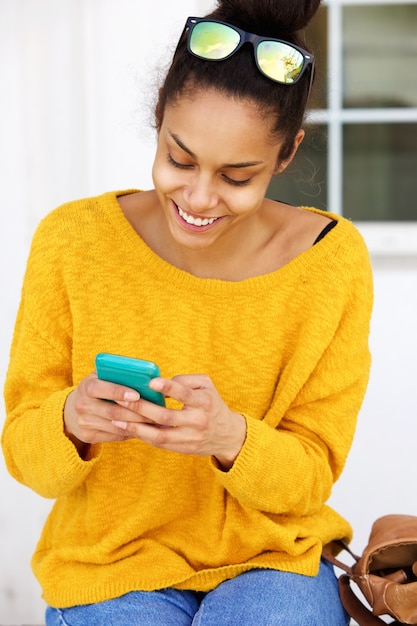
<box><xmin>268</xmin><ymin>1</ymin><xmax>417</xmax><ymax>236</ymax></box>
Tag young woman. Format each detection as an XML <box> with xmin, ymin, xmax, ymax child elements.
<box><xmin>2</xmin><ymin>0</ymin><xmax>373</xmax><ymax>624</ymax></box>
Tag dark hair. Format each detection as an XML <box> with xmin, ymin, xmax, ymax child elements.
<box><xmin>156</xmin><ymin>0</ymin><xmax>321</xmax><ymax>163</ymax></box>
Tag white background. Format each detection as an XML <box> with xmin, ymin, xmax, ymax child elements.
<box><xmin>1</xmin><ymin>1</ymin><xmax>416</xmax><ymax>624</ymax></box>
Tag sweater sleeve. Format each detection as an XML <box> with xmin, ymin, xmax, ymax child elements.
<box><xmin>2</xmin><ymin>213</ymin><xmax>102</xmax><ymax>498</ymax></box>
<box><xmin>212</xmin><ymin>233</ymin><xmax>373</xmax><ymax>516</ymax></box>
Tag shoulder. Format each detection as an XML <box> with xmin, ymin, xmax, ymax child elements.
<box><xmin>301</xmin><ymin>209</ymin><xmax>373</xmax><ymax>309</ymax></box>
<box><xmin>301</xmin><ymin>207</ymin><xmax>371</xmax><ymax>262</ymax></box>
<box><xmin>30</xmin><ymin>190</ymin><xmax>141</xmax><ymax>257</ymax></box>
<box><xmin>262</xmin><ymin>201</ymin><xmax>370</xmax><ymax>274</ymax></box>
<box><xmin>35</xmin><ymin>190</ymin><xmax>133</xmax><ymax>233</ymax></box>
<box><xmin>24</xmin><ymin>191</ymin><xmax>134</xmax><ymax>277</ymax></box>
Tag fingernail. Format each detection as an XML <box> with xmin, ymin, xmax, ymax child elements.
<box><xmin>112</xmin><ymin>420</ymin><xmax>127</xmax><ymax>430</ymax></box>
<box><xmin>124</xmin><ymin>390</ymin><xmax>140</xmax><ymax>401</ymax></box>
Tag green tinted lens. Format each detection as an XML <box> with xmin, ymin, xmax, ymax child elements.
<box><xmin>189</xmin><ymin>22</ymin><xmax>241</xmax><ymax>60</ymax></box>
<box><xmin>257</xmin><ymin>41</ymin><xmax>304</xmax><ymax>83</ymax></box>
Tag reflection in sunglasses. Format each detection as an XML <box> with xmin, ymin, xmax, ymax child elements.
<box><xmin>184</xmin><ymin>18</ymin><xmax>314</xmax><ymax>87</ymax></box>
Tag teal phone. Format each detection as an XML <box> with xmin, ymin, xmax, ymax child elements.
<box><xmin>95</xmin><ymin>353</ymin><xmax>165</xmax><ymax>406</ymax></box>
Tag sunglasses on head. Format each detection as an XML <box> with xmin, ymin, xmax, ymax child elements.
<box><xmin>181</xmin><ymin>17</ymin><xmax>315</xmax><ymax>87</ymax></box>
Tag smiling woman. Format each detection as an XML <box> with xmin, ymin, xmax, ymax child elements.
<box><xmin>2</xmin><ymin>0</ymin><xmax>373</xmax><ymax>624</ymax></box>
<box><xmin>143</xmin><ymin>88</ymin><xmax>309</xmax><ymax>273</ymax></box>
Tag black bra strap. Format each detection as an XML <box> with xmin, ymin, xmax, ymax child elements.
<box><xmin>313</xmin><ymin>220</ymin><xmax>337</xmax><ymax>245</ymax></box>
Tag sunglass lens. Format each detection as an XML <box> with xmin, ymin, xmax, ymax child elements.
<box><xmin>257</xmin><ymin>41</ymin><xmax>304</xmax><ymax>83</ymax></box>
<box><xmin>190</xmin><ymin>22</ymin><xmax>241</xmax><ymax>60</ymax></box>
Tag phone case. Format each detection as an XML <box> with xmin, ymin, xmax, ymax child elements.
<box><xmin>95</xmin><ymin>353</ymin><xmax>165</xmax><ymax>406</ymax></box>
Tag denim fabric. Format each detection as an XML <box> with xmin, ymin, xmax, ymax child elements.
<box><xmin>45</xmin><ymin>560</ymin><xmax>349</xmax><ymax>626</ymax></box>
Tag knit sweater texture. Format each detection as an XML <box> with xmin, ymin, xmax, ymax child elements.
<box><xmin>2</xmin><ymin>190</ymin><xmax>373</xmax><ymax>608</ymax></box>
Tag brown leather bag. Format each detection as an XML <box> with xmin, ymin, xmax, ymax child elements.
<box><xmin>323</xmin><ymin>514</ymin><xmax>417</xmax><ymax>625</ymax></box>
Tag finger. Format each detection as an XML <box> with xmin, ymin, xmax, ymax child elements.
<box><xmin>171</xmin><ymin>374</ymin><xmax>212</xmax><ymax>391</ymax></box>
<box><xmin>111</xmin><ymin>395</ymin><xmax>169</xmax><ymax>425</ymax></box>
<box><xmin>98</xmin><ymin>397</ymin><xmax>165</xmax><ymax>428</ymax></box>
<box><xmin>113</xmin><ymin>420</ymin><xmax>203</xmax><ymax>455</ymax></box>
<box><xmin>86</xmin><ymin>375</ymin><xmax>140</xmax><ymax>403</ymax></box>
<box><xmin>70</xmin><ymin>399</ymin><xmax>133</xmax><ymax>443</ymax></box>
<box><xmin>149</xmin><ymin>376</ymin><xmax>212</xmax><ymax>408</ymax></box>
<box><xmin>74</xmin><ymin>392</ymin><xmax>150</xmax><ymax>431</ymax></box>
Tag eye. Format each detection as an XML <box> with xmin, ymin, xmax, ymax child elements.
<box><xmin>222</xmin><ymin>174</ymin><xmax>252</xmax><ymax>187</ymax></box>
<box><xmin>167</xmin><ymin>153</ymin><xmax>192</xmax><ymax>169</ymax></box>
<box><xmin>168</xmin><ymin>152</ymin><xmax>251</xmax><ymax>186</ymax></box>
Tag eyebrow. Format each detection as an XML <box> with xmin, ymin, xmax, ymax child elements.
<box><xmin>169</xmin><ymin>131</ymin><xmax>264</xmax><ymax>169</ymax></box>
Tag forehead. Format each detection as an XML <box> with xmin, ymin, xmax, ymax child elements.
<box><xmin>161</xmin><ymin>89</ymin><xmax>279</xmax><ymax>155</ymax></box>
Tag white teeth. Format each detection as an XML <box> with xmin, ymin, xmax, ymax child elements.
<box><xmin>177</xmin><ymin>206</ymin><xmax>218</xmax><ymax>227</ymax></box>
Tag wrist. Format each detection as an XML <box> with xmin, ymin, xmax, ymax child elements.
<box><xmin>63</xmin><ymin>391</ymin><xmax>90</xmax><ymax>459</ymax></box>
<box><xmin>214</xmin><ymin>412</ymin><xmax>247</xmax><ymax>471</ymax></box>
<box><xmin>63</xmin><ymin>423</ymin><xmax>90</xmax><ymax>459</ymax></box>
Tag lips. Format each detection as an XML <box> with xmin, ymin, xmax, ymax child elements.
<box><xmin>177</xmin><ymin>206</ymin><xmax>219</xmax><ymax>227</ymax></box>
<box><xmin>173</xmin><ymin>201</ymin><xmax>222</xmax><ymax>231</ymax></box>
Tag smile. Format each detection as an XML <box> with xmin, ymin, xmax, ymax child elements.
<box><xmin>177</xmin><ymin>205</ymin><xmax>219</xmax><ymax>227</ymax></box>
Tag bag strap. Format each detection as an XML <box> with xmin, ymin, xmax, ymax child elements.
<box><xmin>338</xmin><ymin>574</ymin><xmax>404</xmax><ymax>626</ymax></box>
<box><xmin>322</xmin><ymin>539</ymin><xmax>359</xmax><ymax>576</ymax></box>
<box><xmin>323</xmin><ymin>544</ymin><xmax>404</xmax><ymax>626</ymax></box>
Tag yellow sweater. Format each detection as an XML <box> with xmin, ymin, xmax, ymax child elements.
<box><xmin>2</xmin><ymin>190</ymin><xmax>373</xmax><ymax>608</ymax></box>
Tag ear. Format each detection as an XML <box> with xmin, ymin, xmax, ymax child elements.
<box><xmin>274</xmin><ymin>129</ymin><xmax>305</xmax><ymax>175</ymax></box>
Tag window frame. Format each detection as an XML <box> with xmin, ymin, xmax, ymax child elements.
<box><xmin>311</xmin><ymin>0</ymin><xmax>417</xmax><ymax>255</ymax></box>
<box><xmin>196</xmin><ymin>0</ymin><xmax>417</xmax><ymax>254</ymax></box>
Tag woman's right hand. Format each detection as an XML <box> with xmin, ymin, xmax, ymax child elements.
<box><xmin>63</xmin><ymin>372</ymin><xmax>148</xmax><ymax>456</ymax></box>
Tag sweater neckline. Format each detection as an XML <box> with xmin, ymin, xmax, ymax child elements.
<box><xmin>101</xmin><ymin>189</ymin><xmax>345</xmax><ymax>293</ymax></box>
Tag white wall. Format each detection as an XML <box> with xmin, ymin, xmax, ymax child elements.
<box><xmin>1</xmin><ymin>2</ymin><xmax>416</xmax><ymax>624</ymax></box>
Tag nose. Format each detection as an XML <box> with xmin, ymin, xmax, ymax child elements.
<box><xmin>183</xmin><ymin>173</ymin><xmax>219</xmax><ymax>214</ymax></box>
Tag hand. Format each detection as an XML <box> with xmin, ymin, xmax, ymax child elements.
<box><xmin>112</xmin><ymin>374</ymin><xmax>247</xmax><ymax>470</ymax></box>
<box><xmin>63</xmin><ymin>373</ymin><xmax>155</xmax><ymax>456</ymax></box>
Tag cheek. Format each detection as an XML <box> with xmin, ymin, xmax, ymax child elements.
<box><xmin>223</xmin><ymin>191</ymin><xmax>265</xmax><ymax>219</ymax></box>
<box><xmin>152</xmin><ymin>155</ymin><xmax>172</xmax><ymax>192</ymax></box>
<box><xmin>230</xmin><ymin>181</ymin><xmax>271</xmax><ymax>215</ymax></box>
<box><xmin>152</xmin><ymin>151</ymin><xmax>190</xmax><ymax>195</ymax></box>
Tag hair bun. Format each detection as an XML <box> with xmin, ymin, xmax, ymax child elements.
<box><xmin>211</xmin><ymin>0</ymin><xmax>321</xmax><ymax>34</ymax></box>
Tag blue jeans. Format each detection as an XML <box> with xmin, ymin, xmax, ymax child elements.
<box><xmin>45</xmin><ymin>560</ymin><xmax>348</xmax><ymax>625</ymax></box>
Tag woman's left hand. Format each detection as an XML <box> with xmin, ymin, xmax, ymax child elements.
<box><xmin>112</xmin><ymin>375</ymin><xmax>247</xmax><ymax>470</ymax></box>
